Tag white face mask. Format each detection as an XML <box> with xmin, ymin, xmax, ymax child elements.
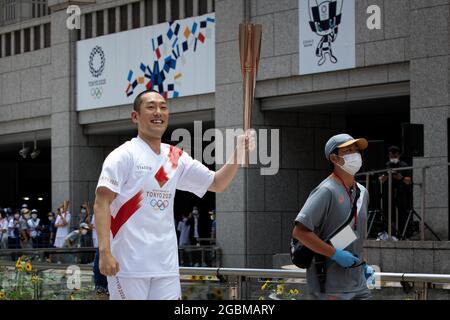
<box><xmin>390</xmin><ymin>158</ymin><xmax>399</xmax><ymax>164</ymax></box>
<box><xmin>81</xmin><ymin>209</ymin><xmax>87</xmax><ymax>214</ymax></box>
<box><xmin>81</xmin><ymin>229</ymin><xmax>88</xmax><ymax>235</ymax></box>
<box><xmin>48</xmin><ymin>216</ymin><xmax>54</xmax><ymax>221</ymax></box>
<box><xmin>338</xmin><ymin>153</ymin><xmax>362</xmax><ymax>176</ymax></box>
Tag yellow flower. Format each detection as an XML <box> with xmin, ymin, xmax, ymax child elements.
<box><xmin>15</xmin><ymin>257</ymin><xmax>21</xmax><ymax>268</ymax></box>
<box><xmin>258</xmin><ymin>296</ymin><xmax>265</xmax><ymax>300</ymax></box>
<box><xmin>276</xmin><ymin>284</ymin><xmax>285</xmax><ymax>295</ymax></box>
<box><xmin>198</xmin><ymin>276</ymin><xmax>205</xmax><ymax>281</ymax></box>
<box><xmin>261</xmin><ymin>280</ymin><xmax>270</xmax><ymax>290</ymax></box>
<box><xmin>17</xmin><ymin>265</ymin><xmax>24</xmax><ymax>272</ymax></box>
<box><xmin>25</xmin><ymin>262</ymin><xmax>33</xmax><ymax>272</ymax></box>
<box><xmin>289</xmin><ymin>289</ymin><xmax>300</xmax><ymax>295</ymax></box>
<box><xmin>0</xmin><ymin>291</ymin><xmax>6</xmax><ymax>300</ymax></box>
<box><xmin>70</xmin><ymin>294</ymin><xmax>75</xmax><ymax>300</ymax></box>
<box><xmin>31</xmin><ymin>275</ymin><xmax>39</xmax><ymax>284</ymax></box>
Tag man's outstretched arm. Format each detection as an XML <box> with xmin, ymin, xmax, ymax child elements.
<box><xmin>208</xmin><ymin>130</ymin><xmax>256</xmax><ymax>193</ymax></box>
<box><xmin>94</xmin><ymin>187</ymin><xmax>120</xmax><ymax>276</ymax></box>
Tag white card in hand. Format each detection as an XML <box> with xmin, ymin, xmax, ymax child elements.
<box><xmin>330</xmin><ymin>225</ymin><xmax>358</xmax><ymax>249</ymax></box>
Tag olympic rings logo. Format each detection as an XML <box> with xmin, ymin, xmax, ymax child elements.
<box><xmin>89</xmin><ymin>45</ymin><xmax>105</xmax><ymax>78</ymax></box>
<box><xmin>150</xmin><ymin>199</ymin><xmax>169</xmax><ymax>210</ymax></box>
<box><xmin>90</xmin><ymin>87</ymin><xmax>103</xmax><ymax>99</ymax></box>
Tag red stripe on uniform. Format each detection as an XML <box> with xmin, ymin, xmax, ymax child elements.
<box><xmin>111</xmin><ymin>190</ymin><xmax>143</xmax><ymax>238</ymax></box>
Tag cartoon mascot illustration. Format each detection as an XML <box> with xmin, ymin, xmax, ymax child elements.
<box><xmin>308</xmin><ymin>0</ymin><xmax>343</xmax><ymax>66</ymax></box>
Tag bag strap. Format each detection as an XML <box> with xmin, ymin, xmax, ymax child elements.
<box><xmin>325</xmin><ymin>185</ymin><xmax>361</xmax><ymax>242</ymax></box>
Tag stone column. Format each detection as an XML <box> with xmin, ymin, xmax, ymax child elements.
<box><xmin>409</xmin><ymin>1</ymin><xmax>449</xmax><ymax>240</ymax></box>
<box><xmin>49</xmin><ymin>0</ymin><xmax>104</xmax><ymax>227</ymax></box>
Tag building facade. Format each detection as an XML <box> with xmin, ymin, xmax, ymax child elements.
<box><xmin>0</xmin><ymin>0</ymin><xmax>449</xmax><ymax>272</ymax></box>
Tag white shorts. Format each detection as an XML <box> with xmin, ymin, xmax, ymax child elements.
<box><xmin>107</xmin><ymin>275</ymin><xmax>181</xmax><ymax>300</ymax></box>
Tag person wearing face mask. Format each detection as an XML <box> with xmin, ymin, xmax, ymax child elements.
<box><xmin>42</xmin><ymin>212</ymin><xmax>57</xmax><ymax>247</ymax></box>
<box><xmin>61</xmin><ymin>223</ymin><xmax>90</xmax><ymax>263</ymax></box>
<box><xmin>8</xmin><ymin>211</ymin><xmax>21</xmax><ymax>249</ymax></box>
<box><xmin>28</xmin><ymin>209</ymin><xmax>41</xmax><ymax>248</ymax></box>
<box><xmin>63</xmin><ymin>223</ymin><xmax>90</xmax><ymax>248</ymax></box>
<box><xmin>79</xmin><ymin>202</ymin><xmax>93</xmax><ymax>248</ymax></box>
<box><xmin>54</xmin><ymin>201</ymin><xmax>71</xmax><ymax>248</ymax></box>
<box><xmin>187</xmin><ymin>206</ymin><xmax>201</xmax><ymax>267</ymax></box>
<box><xmin>177</xmin><ymin>213</ymin><xmax>191</xmax><ymax>266</ymax></box>
<box><xmin>19</xmin><ymin>209</ymin><xmax>33</xmax><ymax>249</ymax></box>
<box><xmin>292</xmin><ymin>134</ymin><xmax>374</xmax><ymax>300</ymax></box>
<box><xmin>378</xmin><ymin>146</ymin><xmax>412</xmax><ymax>238</ymax></box>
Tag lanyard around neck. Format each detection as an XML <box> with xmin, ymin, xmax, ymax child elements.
<box><xmin>333</xmin><ymin>173</ymin><xmax>358</xmax><ymax>229</ymax></box>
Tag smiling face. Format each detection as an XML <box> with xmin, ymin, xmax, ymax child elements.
<box><xmin>131</xmin><ymin>91</ymin><xmax>169</xmax><ymax>140</ymax></box>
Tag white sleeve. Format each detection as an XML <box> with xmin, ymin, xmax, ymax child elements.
<box><xmin>176</xmin><ymin>152</ymin><xmax>215</xmax><ymax>198</ymax></box>
<box><xmin>96</xmin><ymin>146</ymin><xmax>132</xmax><ymax>194</ymax></box>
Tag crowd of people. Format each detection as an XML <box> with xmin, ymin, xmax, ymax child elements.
<box><xmin>0</xmin><ymin>200</ymin><xmax>98</xmax><ymax>250</ymax></box>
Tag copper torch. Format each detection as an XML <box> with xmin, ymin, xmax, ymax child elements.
<box><xmin>239</xmin><ymin>23</ymin><xmax>262</xmax><ymax>167</ymax></box>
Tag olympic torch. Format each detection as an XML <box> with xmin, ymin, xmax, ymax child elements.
<box><xmin>239</xmin><ymin>23</ymin><xmax>262</xmax><ymax>167</ymax></box>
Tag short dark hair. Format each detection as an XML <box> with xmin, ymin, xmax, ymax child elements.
<box><xmin>133</xmin><ymin>89</ymin><xmax>164</xmax><ymax>112</ymax></box>
<box><xmin>329</xmin><ymin>148</ymin><xmax>339</xmax><ymax>172</ymax></box>
<box><xmin>388</xmin><ymin>145</ymin><xmax>401</xmax><ymax>153</ymax></box>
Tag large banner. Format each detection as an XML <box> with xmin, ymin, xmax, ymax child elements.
<box><xmin>299</xmin><ymin>0</ymin><xmax>355</xmax><ymax>75</ymax></box>
<box><xmin>77</xmin><ymin>13</ymin><xmax>215</xmax><ymax>111</ymax></box>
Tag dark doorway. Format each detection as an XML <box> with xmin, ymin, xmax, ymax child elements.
<box><xmin>0</xmin><ymin>140</ymin><xmax>51</xmax><ymax>217</ymax></box>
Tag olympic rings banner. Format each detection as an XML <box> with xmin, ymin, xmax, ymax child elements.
<box><xmin>299</xmin><ymin>0</ymin><xmax>355</xmax><ymax>75</ymax></box>
<box><xmin>76</xmin><ymin>13</ymin><xmax>215</xmax><ymax>111</ymax></box>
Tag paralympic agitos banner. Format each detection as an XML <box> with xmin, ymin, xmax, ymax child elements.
<box><xmin>76</xmin><ymin>13</ymin><xmax>215</xmax><ymax>111</ymax></box>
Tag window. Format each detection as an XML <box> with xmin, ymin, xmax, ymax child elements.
<box><xmin>199</xmin><ymin>0</ymin><xmax>207</xmax><ymax>15</ymax></box>
<box><xmin>145</xmin><ymin>0</ymin><xmax>153</xmax><ymax>26</ymax></box>
<box><xmin>120</xmin><ymin>5</ymin><xmax>127</xmax><ymax>31</ymax></box>
<box><xmin>108</xmin><ymin>8</ymin><xmax>116</xmax><ymax>34</ymax></box>
<box><xmin>44</xmin><ymin>23</ymin><xmax>50</xmax><ymax>48</ymax></box>
<box><xmin>157</xmin><ymin>0</ymin><xmax>166</xmax><ymax>23</ymax></box>
<box><xmin>132</xmin><ymin>2</ymin><xmax>140</xmax><ymax>29</ymax></box>
<box><xmin>96</xmin><ymin>10</ymin><xmax>104</xmax><ymax>36</ymax></box>
<box><xmin>85</xmin><ymin>12</ymin><xmax>92</xmax><ymax>39</ymax></box>
<box><xmin>171</xmin><ymin>0</ymin><xmax>179</xmax><ymax>21</ymax></box>
<box><xmin>33</xmin><ymin>26</ymin><xmax>40</xmax><ymax>50</ymax></box>
<box><xmin>24</xmin><ymin>28</ymin><xmax>30</xmax><ymax>52</ymax></box>
<box><xmin>184</xmin><ymin>0</ymin><xmax>193</xmax><ymax>18</ymax></box>
<box><xmin>14</xmin><ymin>30</ymin><xmax>20</xmax><ymax>54</ymax></box>
<box><xmin>5</xmin><ymin>32</ymin><xmax>11</xmax><ymax>56</ymax></box>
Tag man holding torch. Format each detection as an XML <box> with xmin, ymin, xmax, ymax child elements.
<box><xmin>94</xmin><ymin>90</ymin><xmax>255</xmax><ymax>300</ymax></box>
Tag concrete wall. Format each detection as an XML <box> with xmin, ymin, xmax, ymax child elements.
<box><xmin>409</xmin><ymin>1</ymin><xmax>450</xmax><ymax>241</ymax></box>
<box><xmin>0</xmin><ymin>47</ymin><xmax>52</xmax><ymax>135</ymax></box>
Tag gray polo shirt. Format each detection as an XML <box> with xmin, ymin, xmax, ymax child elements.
<box><xmin>295</xmin><ymin>175</ymin><xmax>369</xmax><ymax>294</ymax></box>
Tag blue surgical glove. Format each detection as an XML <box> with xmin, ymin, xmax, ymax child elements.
<box><xmin>331</xmin><ymin>248</ymin><xmax>360</xmax><ymax>268</ymax></box>
<box><xmin>364</xmin><ymin>265</ymin><xmax>375</xmax><ymax>279</ymax></box>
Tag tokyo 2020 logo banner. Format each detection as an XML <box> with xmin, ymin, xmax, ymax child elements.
<box><xmin>76</xmin><ymin>13</ymin><xmax>215</xmax><ymax>111</ymax></box>
<box><xmin>299</xmin><ymin>0</ymin><xmax>355</xmax><ymax>75</ymax></box>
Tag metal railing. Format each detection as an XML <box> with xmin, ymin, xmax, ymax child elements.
<box><xmin>356</xmin><ymin>162</ymin><xmax>450</xmax><ymax>241</ymax></box>
<box><xmin>1</xmin><ymin>252</ymin><xmax>450</xmax><ymax>300</ymax></box>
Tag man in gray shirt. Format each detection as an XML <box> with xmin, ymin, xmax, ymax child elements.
<box><xmin>292</xmin><ymin>133</ymin><xmax>375</xmax><ymax>300</ymax></box>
